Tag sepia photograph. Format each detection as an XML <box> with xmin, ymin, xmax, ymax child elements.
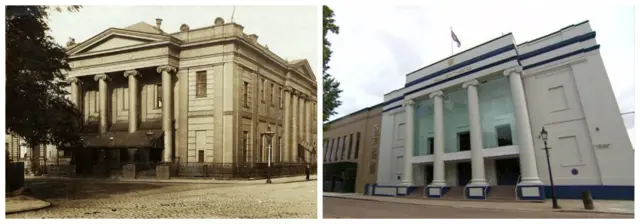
<box><xmin>5</xmin><ymin>5</ymin><xmax>319</xmax><ymax>219</ymax></box>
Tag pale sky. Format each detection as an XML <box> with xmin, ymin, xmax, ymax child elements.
<box><xmin>46</xmin><ymin>5</ymin><xmax>319</xmax><ymax>76</ymax></box>
<box><xmin>326</xmin><ymin>5</ymin><xmax>636</xmax><ymax>147</ymax></box>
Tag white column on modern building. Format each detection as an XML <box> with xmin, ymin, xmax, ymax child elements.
<box><xmin>94</xmin><ymin>74</ymin><xmax>110</xmax><ymax>134</ymax></box>
<box><xmin>463</xmin><ymin>79</ymin><xmax>488</xmax><ymax>186</ymax></box>
<box><xmin>402</xmin><ymin>99</ymin><xmax>415</xmax><ymax>186</ymax></box>
<box><xmin>283</xmin><ymin>87</ymin><xmax>292</xmax><ymax>162</ymax></box>
<box><xmin>157</xmin><ymin>65</ymin><xmax>177</xmax><ymax>163</ymax></box>
<box><xmin>504</xmin><ymin>67</ymin><xmax>544</xmax><ymax>185</ymax></box>
<box><xmin>124</xmin><ymin>70</ymin><xmax>141</xmax><ymax>134</ymax></box>
<box><xmin>291</xmin><ymin>91</ymin><xmax>299</xmax><ymax>162</ymax></box>
<box><xmin>429</xmin><ymin>90</ymin><xmax>447</xmax><ymax>186</ymax></box>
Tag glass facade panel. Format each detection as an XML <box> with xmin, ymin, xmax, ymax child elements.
<box><xmin>477</xmin><ymin>76</ymin><xmax>518</xmax><ymax>148</ymax></box>
<box><xmin>413</xmin><ymin>98</ymin><xmax>433</xmax><ymax>156</ymax></box>
<box><xmin>443</xmin><ymin>87</ymin><xmax>469</xmax><ymax>153</ymax></box>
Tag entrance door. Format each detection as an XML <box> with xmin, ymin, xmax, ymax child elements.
<box><xmin>495</xmin><ymin>158</ymin><xmax>520</xmax><ymax>185</ymax></box>
<box><xmin>457</xmin><ymin>162</ymin><xmax>472</xmax><ymax>186</ymax></box>
<box><xmin>425</xmin><ymin>164</ymin><xmax>433</xmax><ymax>185</ymax></box>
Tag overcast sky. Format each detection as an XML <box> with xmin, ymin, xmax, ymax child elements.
<box><xmin>46</xmin><ymin>5</ymin><xmax>319</xmax><ymax>76</ymax></box>
<box><xmin>326</xmin><ymin>5</ymin><xmax>636</xmax><ymax>147</ymax></box>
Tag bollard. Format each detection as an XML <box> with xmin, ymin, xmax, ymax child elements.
<box><xmin>581</xmin><ymin>190</ymin><xmax>594</xmax><ymax>210</ymax></box>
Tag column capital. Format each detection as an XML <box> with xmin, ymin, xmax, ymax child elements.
<box><xmin>503</xmin><ymin>66</ymin><xmax>523</xmax><ymax>77</ymax></box>
<box><xmin>68</xmin><ymin>77</ymin><xmax>82</xmax><ymax>84</ymax></box>
<box><xmin>429</xmin><ymin>90</ymin><xmax>444</xmax><ymax>99</ymax></box>
<box><xmin>283</xmin><ymin>86</ymin><xmax>293</xmax><ymax>93</ymax></box>
<box><xmin>156</xmin><ymin>65</ymin><xmax>177</xmax><ymax>74</ymax></box>
<box><xmin>403</xmin><ymin>99</ymin><xmax>415</xmax><ymax>108</ymax></box>
<box><xmin>462</xmin><ymin>79</ymin><xmax>479</xmax><ymax>89</ymax></box>
<box><xmin>94</xmin><ymin>74</ymin><xmax>110</xmax><ymax>82</ymax></box>
<box><xmin>124</xmin><ymin>69</ymin><xmax>142</xmax><ymax>78</ymax></box>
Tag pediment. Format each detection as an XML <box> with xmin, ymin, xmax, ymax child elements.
<box><xmin>67</xmin><ymin>28</ymin><xmax>170</xmax><ymax>56</ymax></box>
<box><xmin>289</xmin><ymin>59</ymin><xmax>316</xmax><ymax>82</ymax></box>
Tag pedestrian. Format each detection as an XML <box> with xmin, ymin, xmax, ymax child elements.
<box><xmin>305</xmin><ymin>163</ymin><xmax>310</xmax><ymax>181</ymax></box>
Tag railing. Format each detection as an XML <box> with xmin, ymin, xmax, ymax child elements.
<box><xmin>515</xmin><ymin>175</ymin><xmax>522</xmax><ymax>201</ymax></box>
<box><xmin>484</xmin><ymin>177</ymin><xmax>492</xmax><ymax>200</ymax></box>
<box><xmin>174</xmin><ymin>162</ymin><xmax>315</xmax><ymax>180</ymax></box>
<box><xmin>463</xmin><ymin>179</ymin><xmax>472</xmax><ymax>199</ymax></box>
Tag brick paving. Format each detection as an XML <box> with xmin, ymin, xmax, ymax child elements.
<box><xmin>6</xmin><ymin>176</ymin><xmax>316</xmax><ymax>219</ymax></box>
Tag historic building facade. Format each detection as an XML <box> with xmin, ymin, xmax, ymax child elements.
<box><xmin>63</xmin><ymin>18</ymin><xmax>317</xmax><ymax>176</ymax></box>
<box><xmin>371</xmin><ymin>21</ymin><xmax>633</xmax><ymax>200</ymax></box>
<box><xmin>323</xmin><ymin>104</ymin><xmax>382</xmax><ymax>193</ymax></box>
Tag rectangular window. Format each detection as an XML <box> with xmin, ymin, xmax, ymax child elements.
<box><xmin>335</xmin><ymin>137</ymin><xmax>341</xmax><ymax>161</ymax></box>
<box><xmin>196</xmin><ymin>71</ymin><xmax>207</xmax><ymax>97</ymax></box>
<box><xmin>341</xmin><ymin>136</ymin><xmax>347</xmax><ymax>160</ymax></box>
<box><xmin>198</xmin><ymin>150</ymin><xmax>204</xmax><ymax>163</ymax></box>
<box><xmin>279</xmin><ymin>87</ymin><xmax>283</xmax><ymax>109</ymax></box>
<box><xmin>428</xmin><ymin>137</ymin><xmax>434</xmax><ymax>155</ymax></box>
<box><xmin>278</xmin><ymin>137</ymin><xmax>282</xmax><ymax>163</ymax></box>
<box><xmin>156</xmin><ymin>84</ymin><xmax>163</xmax><ymax>108</ymax></box>
<box><xmin>243</xmin><ymin>131</ymin><xmax>249</xmax><ymax>163</ymax></box>
<box><xmin>271</xmin><ymin>83</ymin><xmax>275</xmax><ymax>106</ymax></box>
<box><xmin>330</xmin><ymin>138</ymin><xmax>336</xmax><ymax>161</ymax></box>
<box><xmin>458</xmin><ymin>131</ymin><xmax>471</xmax><ymax>151</ymax></box>
<box><xmin>323</xmin><ymin>139</ymin><xmax>329</xmax><ymax>162</ymax></box>
<box><xmin>496</xmin><ymin>125</ymin><xmax>513</xmax><ymax>147</ymax></box>
<box><xmin>354</xmin><ymin>132</ymin><xmax>361</xmax><ymax>159</ymax></box>
<box><xmin>243</xmin><ymin>81</ymin><xmax>249</xmax><ymax>108</ymax></box>
<box><xmin>347</xmin><ymin>134</ymin><xmax>354</xmax><ymax>159</ymax></box>
<box><xmin>261</xmin><ymin>79</ymin><xmax>265</xmax><ymax>102</ymax></box>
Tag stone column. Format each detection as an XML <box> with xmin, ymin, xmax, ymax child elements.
<box><xmin>306</xmin><ymin>97</ymin><xmax>312</xmax><ymax>161</ymax></box>
<box><xmin>69</xmin><ymin>77</ymin><xmax>81</xmax><ymax>107</ymax></box>
<box><xmin>429</xmin><ymin>91</ymin><xmax>447</xmax><ymax>186</ymax></box>
<box><xmin>157</xmin><ymin>65</ymin><xmax>177</xmax><ymax>163</ymax></box>
<box><xmin>463</xmin><ymin>79</ymin><xmax>487</xmax><ymax>186</ymax></box>
<box><xmin>291</xmin><ymin>91</ymin><xmax>299</xmax><ymax>162</ymax></box>
<box><xmin>283</xmin><ymin>87</ymin><xmax>292</xmax><ymax>163</ymax></box>
<box><xmin>402</xmin><ymin>99</ymin><xmax>415</xmax><ymax>186</ymax></box>
<box><xmin>94</xmin><ymin>74</ymin><xmax>110</xmax><ymax>133</ymax></box>
<box><xmin>504</xmin><ymin>67</ymin><xmax>543</xmax><ymax>185</ymax></box>
<box><xmin>124</xmin><ymin>70</ymin><xmax>141</xmax><ymax>134</ymax></box>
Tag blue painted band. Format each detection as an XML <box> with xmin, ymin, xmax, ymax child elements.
<box><xmin>382</xmin><ymin>105</ymin><xmax>402</xmax><ymax>113</ymax></box>
<box><xmin>523</xmin><ymin>45</ymin><xmax>600</xmax><ymax>70</ymax></box>
<box><xmin>518</xmin><ymin>32</ymin><xmax>596</xmax><ymax>61</ymax></box>
<box><xmin>544</xmin><ymin>185</ymin><xmax>633</xmax><ymax>200</ymax></box>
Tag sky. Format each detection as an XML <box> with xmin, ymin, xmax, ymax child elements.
<box><xmin>46</xmin><ymin>5</ymin><xmax>319</xmax><ymax>76</ymax></box>
<box><xmin>325</xmin><ymin>4</ymin><xmax>636</xmax><ymax>148</ymax></box>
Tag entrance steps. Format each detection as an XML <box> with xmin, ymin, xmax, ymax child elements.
<box><xmin>401</xmin><ymin>185</ymin><xmax>520</xmax><ymax>202</ymax></box>
<box><xmin>487</xmin><ymin>185</ymin><xmax>517</xmax><ymax>201</ymax></box>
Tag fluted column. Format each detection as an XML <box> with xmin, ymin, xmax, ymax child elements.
<box><xmin>463</xmin><ymin>79</ymin><xmax>487</xmax><ymax>186</ymax></box>
<box><xmin>291</xmin><ymin>91</ymin><xmax>299</xmax><ymax>162</ymax></box>
<box><xmin>124</xmin><ymin>70</ymin><xmax>141</xmax><ymax>134</ymax></box>
<box><xmin>429</xmin><ymin>91</ymin><xmax>447</xmax><ymax>186</ymax></box>
<box><xmin>283</xmin><ymin>87</ymin><xmax>292</xmax><ymax>163</ymax></box>
<box><xmin>504</xmin><ymin>67</ymin><xmax>543</xmax><ymax>185</ymax></box>
<box><xmin>305</xmin><ymin>97</ymin><xmax>312</xmax><ymax>161</ymax></box>
<box><xmin>402</xmin><ymin>99</ymin><xmax>415</xmax><ymax>186</ymax></box>
<box><xmin>69</xmin><ymin>77</ymin><xmax>81</xmax><ymax>107</ymax></box>
<box><xmin>157</xmin><ymin>65</ymin><xmax>177</xmax><ymax>163</ymax></box>
<box><xmin>94</xmin><ymin>74</ymin><xmax>110</xmax><ymax>133</ymax></box>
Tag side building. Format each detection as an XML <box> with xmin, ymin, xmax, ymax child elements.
<box><xmin>371</xmin><ymin>21</ymin><xmax>633</xmax><ymax>200</ymax></box>
<box><xmin>59</xmin><ymin>17</ymin><xmax>317</xmax><ymax>178</ymax></box>
<box><xmin>323</xmin><ymin>104</ymin><xmax>382</xmax><ymax>193</ymax></box>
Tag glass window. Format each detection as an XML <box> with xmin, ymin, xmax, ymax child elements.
<box><xmin>458</xmin><ymin>131</ymin><xmax>471</xmax><ymax>151</ymax></box>
<box><xmin>335</xmin><ymin>138</ymin><xmax>341</xmax><ymax>161</ymax></box>
<box><xmin>243</xmin><ymin>81</ymin><xmax>249</xmax><ymax>108</ymax></box>
<box><xmin>347</xmin><ymin>134</ymin><xmax>354</xmax><ymax>159</ymax></box>
<box><xmin>329</xmin><ymin>139</ymin><xmax>335</xmax><ymax>161</ymax></box>
<box><xmin>156</xmin><ymin>84</ymin><xmax>162</xmax><ymax>108</ymax></box>
<box><xmin>198</xmin><ymin>150</ymin><xmax>204</xmax><ymax>163</ymax></box>
<box><xmin>196</xmin><ymin>71</ymin><xmax>207</xmax><ymax>97</ymax></box>
<box><xmin>261</xmin><ymin>79</ymin><xmax>265</xmax><ymax>102</ymax></box>
<box><xmin>428</xmin><ymin>137</ymin><xmax>434</xmax><ymax>155</ymax></box>
<box><xmin>496</xmin><ymin>124</ymin><xmax>513</xmax><ymax>146</ymax></box>
<box><xmin>271</xmin><ymin>83</ymin><xmax>275</xmax><ymax>106</ymax></box>
<box><xmin>341</xmin><ymin>136</ymin><xmax>347</xmax><ymax>160</ymax></box>
<box><xmin>354</xmin><ymin>132</ymin><xmax>361</xmax><ymax>159</ymax></box>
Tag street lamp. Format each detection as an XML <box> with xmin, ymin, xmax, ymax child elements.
<box><xmin>261</xmin><ymin>126</ymin><xmax>275</xmax><ymax>184</ymax></box>
<box><xmin>541</xmin><ymin>127</ymin><xmax>560</xmax><ymax>209</ymax></box>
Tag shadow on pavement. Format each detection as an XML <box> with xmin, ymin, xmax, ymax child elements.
<box><xmin>23</xmin><ymin>178</ymin><xmax>169</xmax><ymax>201</ymax></box>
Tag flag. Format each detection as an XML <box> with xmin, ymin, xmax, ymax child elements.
<box><xmin>451</xmin><ymin>29</ymin><xmax>461</xmax><ymax>48</ymax></box>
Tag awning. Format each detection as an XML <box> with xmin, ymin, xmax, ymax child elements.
<box><xmin>80</xmin><ymin>129</ymin><xmax>164</xmax><ymax>149</ymax></box>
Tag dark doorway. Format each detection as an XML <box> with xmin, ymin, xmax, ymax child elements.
<box><xmin>458</xmin><ymin>131</ymin><xmax>471</xmax><ymax>151</ymax></box>
<box><xmin>457</xmin><ymin>162</ymin><xmax>472</xmax><ymax>186</ymax></box>
<box><xmin>425</xmin><ymin>164</ymin><xmax>433</xmax><ymax>185</ymax></box>
<box><xmin>495</xmin><ymin>158</ymin><xmax>520</xmax><ymax>185</ymax></box>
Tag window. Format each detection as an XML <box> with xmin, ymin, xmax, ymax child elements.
<box><xmin>330</xmin><ymin>138</ymin><xmax>336</xmax><ymax>161</ymax></box>
<box><xmin>341</xmin><ymin>136</ymin><xmax>347</xmax><ymax>160</ymax></box>
<box><xmin>347</xmin><ymin>134</ymin><xmax>354</xmax><ymax>159</ymax></box>
<box><xmin>496</xmin><ymin>124</ymin><xmax>513</xmax><ymax>146</ymax></box>
<box><xmin>196</xmin><ymin>71</ymin><xmax>207</xmax><ymax>97</ymax></box>
<box><xmin>271</xmin><ymin>83</ymin><xmax>275</xmax><ymax>106</ymax></box>
<box><xmin>279</xmin><ymin>87</ymin><xmax>283</xmax><ymax>108</ymax></box>
<box><xmin>458</xmin><ymin>131</ymin><xmax>471</xmax><ymax>151</ymax></box>
<box><xmin>323</xmin><ymin>140</ymin><xmax>329</xmax><ymax>162</ymax></box>
<box><xmin>335</xmin><ymin>138</ymin><xmax>341</xmax><ymax>161</ymax></box>
<box><xmin>198</xmin><ymin>150</ymin><xmax>204</xmax><ymax>163</ymax></box>
<box><xmin>260</xmin><ymin>79</ymin><xmax>265</xmax><ymax>102</ymax></box>
<box><xmin>277</xmin><ymin>137</ymin><xmax>282</xmax><ymax>163</ymax></box>
<box><xmin>354</xmin><ymin>132</ymin><xmax>361</xmax><ymax>159</ymax></box>
<box><xmin>156</xmin><ymin>84</ymin><xmax>163</xmax><ymax>108</ymax></box>
<box><xmin>428</xmin><ymin>137</ymin><xmax>434</xmax><ymax>155</ymax></box>
<box><xmin>243</xmin><ymin>81</ymin><xmax>249</xmax><ymax>108</ymax></box>
<box><xmin>243</xmin><ymin>131</ymin><xmax>249</xmax><ymax>163</ymax></box>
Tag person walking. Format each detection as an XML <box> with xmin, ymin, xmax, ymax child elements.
<box><xmin>305</xmin><ymin>163</ymin><xmax>310</xmax><ymax>181</ymax></box>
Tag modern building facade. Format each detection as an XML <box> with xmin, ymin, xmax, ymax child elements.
<box><xmin>323</xmin><ymin>104</ymin><xmax>382</xmax><ymax>193</ymax></box>
<box><xmin>62</xmin><ymin>17</ymin><xmax>317</xmax><ymax>177</ymax></box>
<box><xmin>371</xmin><ymin>21</ymin><xmax>633</xmax><ymax>200</ymax></box>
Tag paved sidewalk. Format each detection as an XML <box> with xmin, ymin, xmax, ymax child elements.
<box><xmin>26</xmin><ymin>174</ymin><xmax>317</xmax><ymax>185</ymax></box>
<box><xmin>323</xmin><ymin>192</ymin><xmax>634</xmax><ymax>215</ymax></box>
<box><xmin>5</xmin><ymin>195</ymin><xmax>51</xmax><ymax>214</ymax></box>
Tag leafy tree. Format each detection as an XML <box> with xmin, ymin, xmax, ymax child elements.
<box><xmin>323</xmin><ymin>5</ymin><xmax>342</xmax><ymax>122</ymax></box>
<box><xmin>5</xmin><ymin>6</ymin><xmax>84</xmax><ymax>168</ymax></box>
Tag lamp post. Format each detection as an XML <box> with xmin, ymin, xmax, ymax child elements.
<box><xmin>540</xmin><ymin>127</ymin><xmax>560</xmax><ymax>209</ymax></box>
<box><xmin>261</xmin><ymin>126</ymin><xmax>275</xmax><ymax>184</ymax></box>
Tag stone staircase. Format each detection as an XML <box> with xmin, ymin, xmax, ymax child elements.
<box><xmin>441</xmin><ymin>186</ymin><xmax>466</xmax><ymax>200</ymax></box>
<box><xmin>406</xmin><ymin>186</ymin><xmax>425</xmax><ymax>198</ymax></box>
<box><xmin>487</xmin><ymin>185</ymin><xmax>517</xmax><ymax>201</ymax></box>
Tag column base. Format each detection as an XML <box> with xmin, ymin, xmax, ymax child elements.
<box><xmin>516</xmin><ymin>185</ymin><xmax>546</xmax><ymax>201</ymax></box>
<box><xmin>155</xmin><ymin>164</ymin><xmax>176</xmax><ymax>180</ymax></box>
<box><xmin>465</xmin><ymin>185</ymin><xmax>490</xmax><ymax>199</ymax></box>
<box><xmin>425</xmin><ymin>186</ymin><xmax>449</xmax><ymax>198</ymax></box>
<box><xmin>123</xmin><ymin>164</ymin><xmax>137</xmax><ymax>179</ymax></box>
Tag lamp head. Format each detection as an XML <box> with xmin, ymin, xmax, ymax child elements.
<box><xmin>540</xmin><ymin>127</ymin><xmax>548</xmax><ymax>141</ymax></box>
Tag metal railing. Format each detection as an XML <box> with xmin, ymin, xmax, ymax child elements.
<box><xmin>484</xmin><ymin>177</ymin><xmax>492</xmax><ymax>200</ymax></box>
<box><xmin>515</xmin><ymin>175</ymin><xmax>522</xmax><ymax>201</ymax></box>
<box><xmin>463</xmin><ymin>179</ymin><xmax>473</xmax><ymax>199</ymax></box>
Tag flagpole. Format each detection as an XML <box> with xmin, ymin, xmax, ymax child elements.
<box><xmin>450</xmin><ymin>26</ymin><xmax>453</xmax><ymax>56</ymax></box>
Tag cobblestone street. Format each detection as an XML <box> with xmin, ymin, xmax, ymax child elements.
<box><xmin>7</xmin><ymin>177</ymin><xmax>316</xmax><ymax>219</ymax></box>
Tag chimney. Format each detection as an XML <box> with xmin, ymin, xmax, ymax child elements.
<box><xmin>155</xmin><ymin>18</ymin><xmax>163</xmax><ymax>30</ymax></box>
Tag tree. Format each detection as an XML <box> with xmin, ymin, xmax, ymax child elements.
<box><xmin>323</xmin><ymin>5</ymin><xmax>342</xmax><ymax>122</ymax></box>
<box><xmin>5</xmin><ymin>6</ymin><xmax>84</xmax><ymax>170</ymax></box>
